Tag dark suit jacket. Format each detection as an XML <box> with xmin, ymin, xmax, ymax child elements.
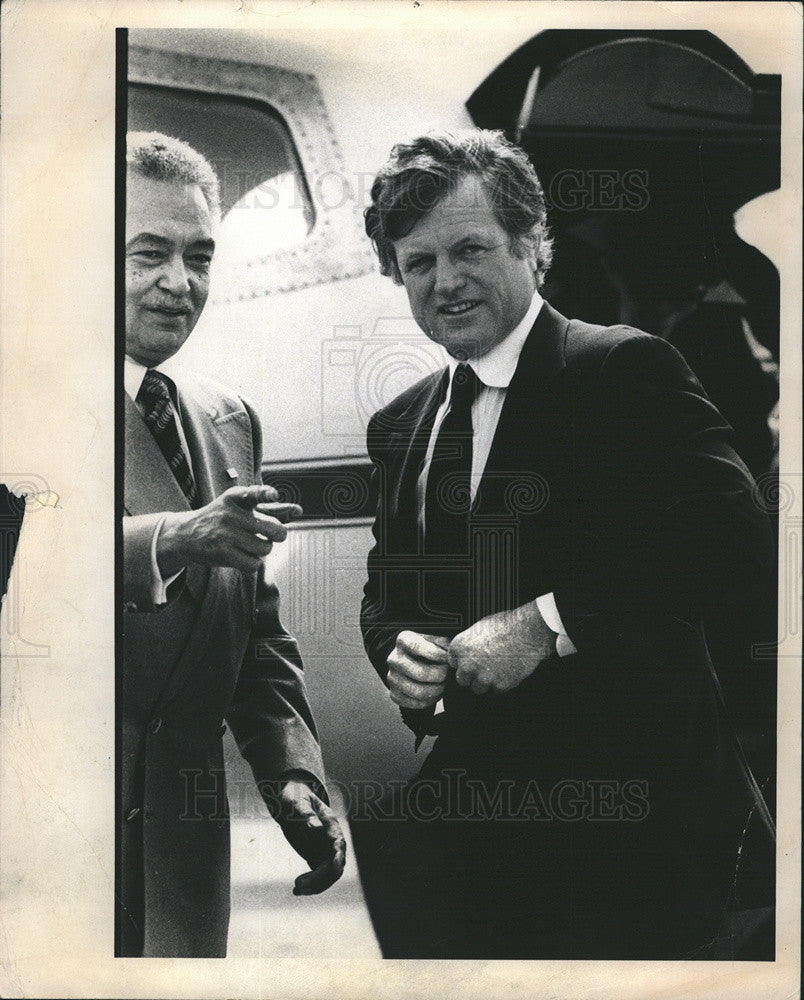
<box><xmin>121</xmin><ymin>369</ymin><xmax>325</xmax><ymax>958</ymax></box>
<box><xmin>359</xmin><ymin>303</ymin><xmax>775</xmax><ymax>957</ymax></box>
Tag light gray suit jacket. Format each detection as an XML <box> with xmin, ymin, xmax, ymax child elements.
<box><xmin>121</xmin><ymin>369</ymin><xmax>324</xmax><ymax>957</ymax></box>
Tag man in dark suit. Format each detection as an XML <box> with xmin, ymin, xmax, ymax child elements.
<box><xmin>120</xmin><ymin>132</ymin><xmax>345</xmax><ymax>957</ymax></box>
<box><xmin>354</xmin><ymin>130</ymin><xmax>775</xmax><ymax>959</ymax></box>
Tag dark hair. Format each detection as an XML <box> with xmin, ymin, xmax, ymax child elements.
<box><xmin>364</xmin><ymin>129</ymin><xmax>553</xmax><ymax>286</ymax></box>
<box><xmin>126</xmin><ymin>131</ymin><xmax>221</xmax><ymax>223</ymax></box>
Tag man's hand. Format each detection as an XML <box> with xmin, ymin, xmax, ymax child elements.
<box><xmin>449</xmin><ymin>601</ymin><xmax>557</xmax><ymax>695</ymax></box>
<box><xmin>387</xmin><ymin>631</ymin><xmax>451</xmax><ymax>708</ymax></box>
<box><xmin>275</xmin><ymin>778</ymin><xmax>347</xmax><ymax>896</ymax></box>
<box><xmin>156</xmin><ymin>485</ymin><xmax>302</xmax><ymax>576</ymax></box>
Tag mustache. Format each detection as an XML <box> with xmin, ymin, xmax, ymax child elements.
<box><xmin>145</xmin><ymin>298</ymin><xmax>191</xmax><ymax>312</ymax></box>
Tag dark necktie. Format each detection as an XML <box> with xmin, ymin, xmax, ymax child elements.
<box><xmin>424</xmin><ymin>363</ymin><xmax>480</xmax><ymax>556</ymax></box>
<box><xmin>136</xmin><ymin>369</ymin><xmax>198</xmax><ymax>507</ymax></box>
<box><xmin>411</xmin><ymin>363</ymin><xmax>481</xmax><ymax>737</ymax></box>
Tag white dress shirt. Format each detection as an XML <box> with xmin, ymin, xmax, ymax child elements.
<box><xmin>125</xmin><ymin>357</ymin><xmax>189</xmax><ymax>604</ymax></box>
<box><xmin>416</xmin><ymin>290</ymin><xmax>576</xmax><ymax>657</ymax></box>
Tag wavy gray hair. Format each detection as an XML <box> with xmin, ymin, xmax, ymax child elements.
<box><xmin>126</xmin><ymin>131</ymin><xmax>221</xmax><ymax>223</ymax></box>
<box><xmin>365</xmin><ymin>129</ymin><xmax>553</xmax><ymax>287</ymax></box>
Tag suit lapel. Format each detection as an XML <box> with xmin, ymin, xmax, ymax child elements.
<box><xmin>389</xmin><ymin>370</ymin><xmax>446</xmax><ymax>538</ymax></box>
<box><xmin>475</xmin><ymin>302</ymin><xmax>570</xmax><ymax>516</ymax></box>
<box><xmin>387</xmin><ymin>304</ymin><xmax>570</xmax><ymax>525</ymax></box>
<box><xmin>125</xmin><ymin>373</ymin><xmax>255</xmax><ymax>506</ymax></box>
<box><xmin>177</xmin><ymin>385</ymin><xmax>254</xmax><ymax>508</ymax></box>
<box><xmin>124</xmin><ymin>394</ymin><xmax>190</xmax><ymax>516</ymax></box>
<box><xmin>124</xmin><ymin>377</ymin><xmax>255</xmax><ymax>610</ymax></box>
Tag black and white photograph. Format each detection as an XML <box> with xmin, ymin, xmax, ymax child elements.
<box><xmin>1</xmin><ymin>1</ymin><xmax>801</xmax><ymax>997</ymax></box>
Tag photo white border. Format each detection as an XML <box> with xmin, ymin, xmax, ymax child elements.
<box><xmin>1</xmin><ymin>2</ymin><xmax>800</xmax><ymax>997</ymax></box>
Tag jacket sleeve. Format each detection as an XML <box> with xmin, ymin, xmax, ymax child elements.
<box><xmin>227</xmin><ymin>579</ymin><xmax>327</xmax><ymax>800</ymax></box>
<box><xmin>225</xmin><ymin>398</ymin><xmax>327</xmax><ymax>800</ymax></box>
<box><xmin>552</xmin><ymin>333</ymin><xmax>774</xmax><ymax>654</ymax></box>
<box><xmin>123</xmin><ymin>513</ymin><xmax>186</xmax><ymax>612</ymax></box>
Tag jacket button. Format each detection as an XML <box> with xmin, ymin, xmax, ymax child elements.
<box><xmin>124</xmin><ymin>601</ymin><xmax>137</xmax><ymax>613</ymax></box>
<box><xmin>125</xmin><ymin>807</ymin><xmax>140</xmax><ymax>821</ymax></box>
<box><xmin>149</xmin><ymin>717</ymin><xmax>163</xmax><ymax>734</ymax></box>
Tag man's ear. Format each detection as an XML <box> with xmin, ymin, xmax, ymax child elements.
<box><xmin>529</xmin><ymin>234</ymin><xmax>541</xmax><ymax>273</ymax></box>
<box><xmin>526</xmin><ymin>236</ymin><xmax>542</xmax><ymax>288</ymax></box>
<box><xmin>510</xmin><ymin>233</ymin><xmax>539</xmax><ymax>269</ymax></box>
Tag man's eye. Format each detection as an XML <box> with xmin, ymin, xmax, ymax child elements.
<box><xmin>459</xmin><ymin>244</ymin><xmax>486</xmax><ymax>258</ymax></box>
<box><xmin>130</xmin><ymin>250</ymin><xmax>163</xmax><ymax>262</ymax></box>
<box><xmin>188</xmin><ymin>255</ymin><xmax>213</xmax><ymax>267</ymax></box>
<box><xmin>403</xmin><ymin>258</ymin><xmax>431</xmax><ymax>274</ymax></box>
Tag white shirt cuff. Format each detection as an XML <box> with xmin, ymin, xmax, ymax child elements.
<box><xmin>150</xmin><ymin>515</ymin><xmax>184</xmax><ymax>605</ymax></box>
<box><xmin>536</xmin><ymin>592</ymin><xmax>577</xmax><ymax>657</ymax></box>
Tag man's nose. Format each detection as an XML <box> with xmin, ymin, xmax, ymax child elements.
<box><xmin>158</xmin><ymin>255</ymin><xmax>191</xmax><ymax>296</ymax></box>
<box><xmin>433</xmin><ymin>255</ymin><xmax>466</xmax><ymax>296</ymax></box>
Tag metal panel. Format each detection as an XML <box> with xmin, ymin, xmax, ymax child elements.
<box><xmin>128</xmin><ymin>44</ymin><xmax>375</xmax><ymax>301</ymax></box>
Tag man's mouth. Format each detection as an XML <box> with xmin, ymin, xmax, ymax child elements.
<box><xmin>147</xmin><ymin>305</ymin><xmax>190</xmax><ymax>317</ymax></box>
<box><xmin>438</xmin><ymin>299</ymin><xmax>482</xmax><ymax>317</ymax></box>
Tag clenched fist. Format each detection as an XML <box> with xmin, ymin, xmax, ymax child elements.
<box><xmin>449</xmin><ymin>601</ymin><xmax>557</xmax><ymax>695</ymax></box>
<box><xmin>386</xmin><ymin>630</ymin><xmax>451</xmax><ymax>709</ymax></box>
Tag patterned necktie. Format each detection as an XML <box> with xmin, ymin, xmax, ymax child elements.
<box><xmin>424</xmin><ymin>363</ymin><xmax>480</xmax><ymax>555</ymax></box>
<box><xmin>136</xmin><ymin>369</ymin><xmax>197</xmax><ymax>507</ymax></box>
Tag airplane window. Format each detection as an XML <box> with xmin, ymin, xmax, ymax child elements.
<box><xmin>127</xmin><ymin>82</ymin><xmax>315</xmax><ymax>274</ymax></box>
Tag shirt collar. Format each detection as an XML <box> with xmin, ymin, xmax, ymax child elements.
<box><xmin>124</xmin><ymin>356</ymin><xmax>148</xmax><ymax>400</ymax></box>
<box><xmin>124</xmin><ymin>356</ymin><xmax>177</xmax><ymax>400</ymax></box>
<box><xmin>447</xmin><ymin>288</ymin><xmax>544</xmax><ymax>389</ymax></box>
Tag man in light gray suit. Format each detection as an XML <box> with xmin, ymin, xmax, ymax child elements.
<box><xmin>120</xmin><ymin>132</ymin><xmax>344</xmax><ymax>957</ymax></box>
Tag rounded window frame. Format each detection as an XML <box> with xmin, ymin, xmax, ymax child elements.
<box><xmin>128</xmin><ymin>43</ymin><xmax>374</xmax><ymax>303</ymax></box>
